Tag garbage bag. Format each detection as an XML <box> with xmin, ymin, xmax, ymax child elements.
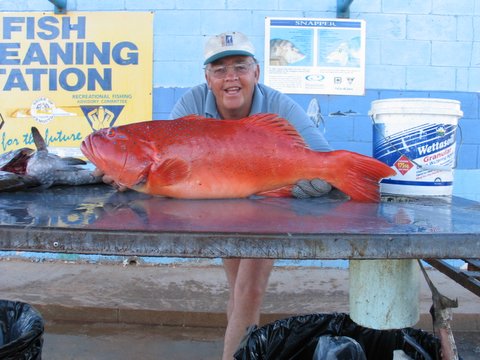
<box><xmin>234</xmin><ymin>312</ymin><xmax>441</xmax><ymax>360</ymax></box>
<box><xmin>0</xmin><ymin>300</ymin><xmax>44</xmax><ymax>360</ymax></box>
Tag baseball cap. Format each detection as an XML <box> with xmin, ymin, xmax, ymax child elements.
<box><xmin>203</xmin><ymin>32</ymin><xmax>256</xmax><ymax>65</ymax></box>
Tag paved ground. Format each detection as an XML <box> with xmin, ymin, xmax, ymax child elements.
<box><xmin>42</xmin><ymin>322</ymin><xmax>479</xmax><ymax>360</ymax></box>
<box><xmin>1</xmin><ymin>258</ymin><xmax>479</xmax><ymax>359</ymax></box>
<box><xmin>43</xmin><ymin>322</ymin><xmax>225</xmax><ymax>360</ymax></box>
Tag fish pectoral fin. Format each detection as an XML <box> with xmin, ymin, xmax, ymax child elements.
<box><xmin>59</xmin><ymin>157</ymin><xmax>87</xmax><ymax>166</ymax></box>
<box><xmin>151</xmin><ymin>158</ymin><xmax>190</xmax><ymax>186</ymax></box>
<box><xmin>255</xmin><ymin>185</ymin><xmax>294</xmax><ymax>198</ymax></box>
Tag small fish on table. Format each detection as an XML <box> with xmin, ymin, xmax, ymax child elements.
<box><xmin>0</xmin><ymin>127</ymin><xmax>102</xmax><ymax>192</ymax></box>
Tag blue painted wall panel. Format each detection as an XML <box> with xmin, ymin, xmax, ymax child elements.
<box><xmin>153</xmin><ymin>87</ymin><xmax>175</xmax><ymax>115</ymax></box>
<box><xmin>324</xmin><ymin>117</ymin><xmax>354</xmax><ymax>142</ymax></box>
<box><xmin>353</xmin><ymin>116</ymin><xmax>374</xmax><ymax>144</ymax></box>
<box><xmin>75</xmin><ymin>0</ymin><xmax>127</xmax><ymax>10</ymax></box>
<box><xmin>327</xmin><ymin>90</ymin><xmax>377</xmax><ymax>116</ymax></box>
<box><xmin>407</xmin><ymin>15</ymin><xmax>457</xmax><ymax>41</ymax></box>
<box><xmin>406</xmin><ymin>66</ymin><xmax>457</xmax><ymax>91</ymax></box>
<box><xmin>459</xmin><ymin>119</ymin><xmax>480</xmax><ymax>145</ymax></box>
<box><xmin>381</xmin><ymin>1</ymin><xmax>431</xmax><ymax>14</ymax></box>
<box><xmin>382</xmin><ymin>40</ymin><xmax>431</xmax><ymax>66</ymax></box>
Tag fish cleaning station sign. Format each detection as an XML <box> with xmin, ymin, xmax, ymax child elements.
<box><xmin>0</xmin><ymin>12</ymin><xmax>153</xmax><ymax>157</ymax></box>
<box><xmin>265</xmin><ymin>17</ymin><xmax>366</xmax><ymax>95</ymax></box>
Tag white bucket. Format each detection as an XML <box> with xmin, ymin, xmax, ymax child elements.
<box><xmin>370</xmin><ymin>98</ymin><xmax>463</xmax><ymax>197</ymax></box>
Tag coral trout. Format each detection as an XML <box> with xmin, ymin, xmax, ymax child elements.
<box><xmin>81</xmin><ymin>113</ymin><xmax>395</xmax><ymax>202</ymax></box>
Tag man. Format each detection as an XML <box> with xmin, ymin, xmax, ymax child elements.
<box><xmin>170</xmin><ymin>31</ymin><xmax>332</xmax><ymax>359</ymax></box>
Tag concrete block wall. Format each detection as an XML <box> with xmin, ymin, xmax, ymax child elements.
<box><xmin>1</xmin><ymin>0</ymin><xmax>480</xmax><ymax>200</ymax></box>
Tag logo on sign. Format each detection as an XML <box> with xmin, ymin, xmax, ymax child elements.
<box><xmin>394</xmin><ymin>155</ymin><xmax>414</xmax><ymax>175</ymax></box>
<box><xmin>31</xmin><ymin>97</ymin><xmax>55</xmax><ymax>124</ymax></box>
<box><xmin>305</xmin><ymin>74</ymin><xmax>325</xmax><ymax>82</ymax></box>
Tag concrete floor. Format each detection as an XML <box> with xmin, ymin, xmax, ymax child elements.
<box><xmin>43</xmin><ymin>322</ymin><xmax>225</xmax><ymax>360</ymax></box>
<box><xmin>42</xmin><ymin>321</ymin><xmax>479</xmax><ymax>360</ymax></box>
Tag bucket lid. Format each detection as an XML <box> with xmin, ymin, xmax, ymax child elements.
<box><xmin>369</xmin><ymin>98</ymin><xmax>463</xmax><ymax>117</ymax></box>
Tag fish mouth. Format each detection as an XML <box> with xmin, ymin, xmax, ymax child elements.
<box><xmin>80</xmin><ymin>134</ymin><xmax>108</xmax><ymax>168</ymax></box>
<box><xmin>80</xmin><ymin>137</ymin><xmax>96</xmax><ymax>162</ymax></box>
<box><xmin>80</xmin><ymin>133</ymin><xmax>131</xmax><ymax>184</ymax></box>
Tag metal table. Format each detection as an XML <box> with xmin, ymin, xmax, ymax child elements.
<box><xmin>1</xmin><ymin>184</ymin><xmax>479</xmax><ymax>329</ymax></box>
<box><xmin>0</xmin><ymin>184</ymin><xmax>479</xmax><ymax>261</ymax></box>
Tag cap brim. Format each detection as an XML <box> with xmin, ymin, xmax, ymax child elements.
<box><xmin>204</xmin><ymin>50</ymin><xmax>255</xmax><ymax>65</ymax></box>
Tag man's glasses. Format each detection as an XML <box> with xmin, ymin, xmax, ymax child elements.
<box><xmin>205</xmin><ymin>62</ymin><xmax>256</xmax><ymax>79</ymax></box>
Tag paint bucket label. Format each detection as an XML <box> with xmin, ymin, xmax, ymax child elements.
<box><xmin>370</xmin><ymin>98</ymin><xmax>463</xmax><ymax>197</ymax></box>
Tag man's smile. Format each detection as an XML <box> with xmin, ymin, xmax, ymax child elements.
<box><xmin>224</xmin><ymin>86</ymin><xmax>241</xmax><ymax>94</ymax></box>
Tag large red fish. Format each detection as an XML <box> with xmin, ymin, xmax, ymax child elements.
<box><xmin>81</xmin><ymin>113</ymin><xmax>396</xmax><ymax>202</ymax></box>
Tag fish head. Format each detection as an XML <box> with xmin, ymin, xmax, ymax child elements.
<box><xmin>0</xmin><ymin>147</ymin><xmax>34</xmax><ymax>174</ymax></box>
<box><xmin>270</xmin><ymin>39</ymin><xmax>306</xmax><ymax>64</ymax></box>
<box><xmin>81</xmin><ymin>127</ymin><xmax>152</xmax><ymax>188</ymax></box>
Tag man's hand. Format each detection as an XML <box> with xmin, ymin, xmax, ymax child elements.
<box><xmin>292</xmin><ymin>179</ymin><xmax>332</xmax><ymax>199</ymax></box>
<box><xmin>92</xmin><ymin>168</ymin><xmax>129</xmax><ymax>192</ymax></box>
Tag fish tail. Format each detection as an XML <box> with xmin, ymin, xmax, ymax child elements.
<box><xmin>321</xmin><ymin>150</ymin><xmax>396</xmax><ymax>202</ymax></box>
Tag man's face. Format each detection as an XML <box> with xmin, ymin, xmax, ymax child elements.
<box><xmin>205</xmin><ymin>55</ymin><xmax>259</xmax><ymax>119</ymax></box>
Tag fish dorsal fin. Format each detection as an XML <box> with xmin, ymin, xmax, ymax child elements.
<box><xmin>241</xmin><ymin>113</ymin><xmax>308</xmax><ymax>148</ymax></box>
<box><xmin>151</xmin><ymin>158</ymin><xmax>190</xmax><ymax>186</ymax></box>
<box><xmin>31</xmin><ymin>127</ymin><xmax>47</xmax><ymax>151</ymax></box>
<box><xmin>176</xmin><ymin>114</ymin><xmax>207</xmax><ymax>121</ymax></box>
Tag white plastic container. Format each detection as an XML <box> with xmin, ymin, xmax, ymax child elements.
<box><xmin>370</xmin><ymin>98</ymin><xmax>463</xmax><ymax>197</ymax></box>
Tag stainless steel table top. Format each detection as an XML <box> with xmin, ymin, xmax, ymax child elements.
<box><xmin>0</xmin><ymin>184</ymin><xmax>479</xmax><ymax>259</ymax></box>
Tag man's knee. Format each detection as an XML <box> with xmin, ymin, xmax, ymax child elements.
<box><xmin>236</xmin><ymin>282</ymin><xmax>268</xmax><ymax>304</ymax></box>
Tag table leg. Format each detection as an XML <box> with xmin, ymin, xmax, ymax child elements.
<box><xmin>349</xmin><ymin>259</ymin><xmax>420</xmax><ymax>329</ymax></box>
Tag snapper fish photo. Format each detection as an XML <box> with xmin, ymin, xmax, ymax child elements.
<box><xmin>269</xmin><ymin>39</ymin><xmax>306</xmax><ymax>66</ymax></box>
<box><xmin>81</xmin><ymin>113</ymin><xmax>395</xmax><ymax>202</ymax></box>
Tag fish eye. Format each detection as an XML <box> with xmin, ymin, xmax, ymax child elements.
<box><xmin>106</xmin><ymin>128</ymin><xmax>116</xmax><ymax>137</ymax></box>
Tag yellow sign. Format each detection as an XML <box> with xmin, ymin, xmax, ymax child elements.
<box><xmin>0</xmin><ymin>12</ymin><xmax>153</xmax><ymax>157</ymax></box>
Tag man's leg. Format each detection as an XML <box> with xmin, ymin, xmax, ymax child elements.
<box><xmin>223</xmin><ymin>258</ymin><xmax>240</xmax><ymax>321</ymax></box>
<box><xmin>221</xmin><ymin>258</ymin><xmax>274</xmax><ymax>360</ymax></box>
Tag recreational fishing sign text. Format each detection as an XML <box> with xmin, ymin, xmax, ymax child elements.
<box><xmin>0</xmin><ymin>15</ymin><xmax>139</xmax><ymax>91</ymax></box>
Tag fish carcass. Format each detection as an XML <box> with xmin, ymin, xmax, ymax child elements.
<box><xmin>81</xmin><ymin>113</ymin><xmax>396</xmax><ymax>202</ymax></box>
<box><xmin>0</xmin><ymin>127</ymin><xmax>101</xmax><ymax>191</ymax></box>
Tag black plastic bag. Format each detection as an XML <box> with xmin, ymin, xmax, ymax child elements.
<box><xmin>0</xmin><ymin>300</ymin><xmax>44</xmax><ymax>360</ymax></box>
<box><xmin>234</xmin><ymin>312</ymin><xmax>441</xmax><ymax>360</ymax></box>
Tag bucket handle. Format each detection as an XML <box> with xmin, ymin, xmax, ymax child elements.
<box><xmin>371</xmin><ymin>115</ymin><xmax>462</xmax><ymax>171</ymax></box>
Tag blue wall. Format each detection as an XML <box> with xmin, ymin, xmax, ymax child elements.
<box><xmin>2</xmin><ymin>0</ymin><xmax>479</xmax><ymax>202</ymax></box>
